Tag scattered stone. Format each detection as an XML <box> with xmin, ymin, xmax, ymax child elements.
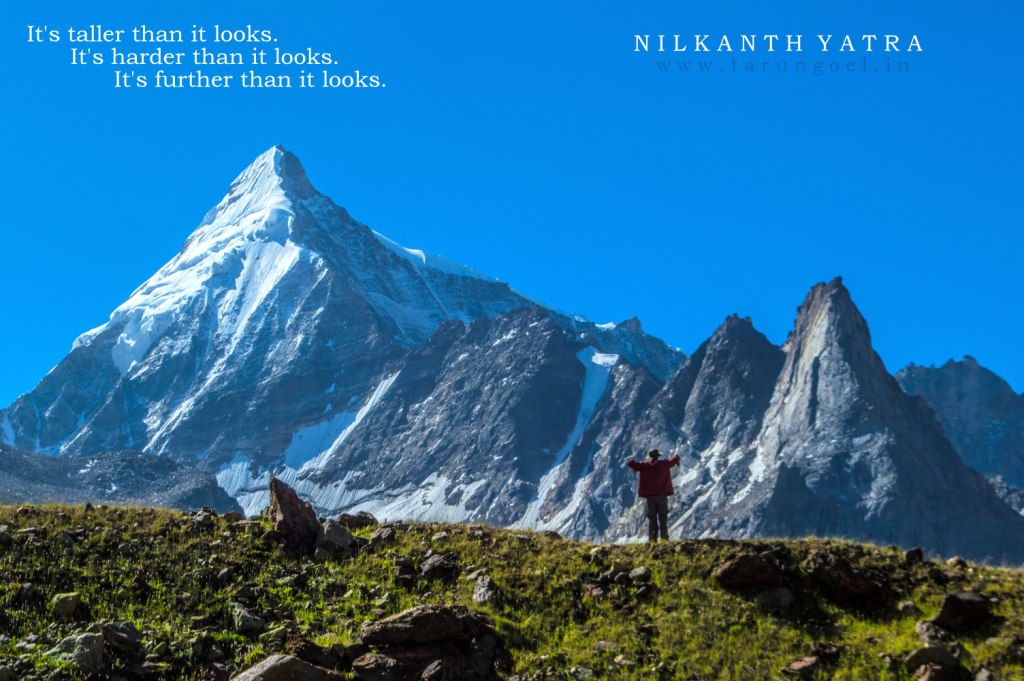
<box><xmin>570</xmin><ymin>666</ymin><xmax>595</xmax><ymax>679</ymax></box>
<box><xmin>431</xmin><ymin>531</ymin><xmax>449</xmax><ymax>542</ymax></box>
<box><xmin>541</xmin><ymin>530</ymin><xmax>562</xmax><ymax>540</ymax></box>
<box><xmin>628</xmin><ymin>566</ymin><xmax>652</xmax><ymax>583</ymax></box>
<box><xmin>754</xmin><ymin>587</ymin><xmax>795</xmax><ymax>613</ymax></box>
<box><xmin>931</xmin><ymin>592</ymin><xmax>992</xmax><ymax>632</ymax></box>
<box><xmin>361</xmin><ymin>606</ymin><xmax>466</xmax><ymax>646</ymax></box>
<box><xmin>223</xmin><ymin>511</ymin><xmax>245</xmax><ymax>523</ymax></box>
<box><xmin>905</xmin><ymin>547</ymin><xmax>925</xmax><ymax>564</ymax></box>
<box><xmin>230</xmin><ymin>601</ymin><xmax>267</xmax><ymax>635</ymax></box>
<box><xmin>351</xmin><ymin>606</ymin><xmax>501</xmax><ymax>681</ymax></box>
<box><xmin>916</xmin><ymin>621</ymin><xmax>948</xmax><ymax>646</ymax></box>
<box><xmin>315</xmin><ymin>520</ymin><xmax>357</xmax><ymax>559</ymax></box>
<box><xmin>713</xmin><ymin>554</ymin><xmax>784</xmax><ymax>591</ymax></box>
<box><xmin>593</xmin><ymin>641</ymin><xmax>618</xmax><ymax>653</ymax></box>
<box><xmin>45</xmin><ymin>632</ymin><xmax>105</xmax><ymax>674</ymax></box>
<box><xmin>335</xmin><ymin>511</ymin><xmax>378</xmax><ymax>529</ymax></box>
<box><xmin>905</xmin><ymin>647</ymin><xmax>960</xmax><ymax>675</ymax></box>
<box><xmin>899</xmin><ymin>600</ymin><xmax>922</xmax><ymax>616</ymax></box>
<box><xmin>51</xmin><ymin>592</ymin><xmax>86</xmax><ymax>620</ymax></box>
<box><xmin>420</xmin><ymin>553</ymin><xmax>458</xmax><ymax>580</ymax></box>
<box><xmin>473</xmin><ymin>575</ymin><xmax>497</xmax><ymax>604</ymax></box>
<box><xmin>260</xmin><ymin>626</ymin><xmax>290</xmax><ymax>644</ymax></box>
<box><xmin>946</xmin><ymin>557</ymin><xmax>967</xmax><ymax>569</ymax></box>
<box><xmin>268</xmin><ymin>478</ymin><xmax>321</xmax><ymax>554</ymax></box>
<box><xmin>102</xmin><ymin>621</ymin><xmax>144</xmax><ymax>654</ymax></box>
<box><xmin>369</xmin><ymin>525</ymin><xmax>397</xmax><ymax>545</ymax></box>
<box><xmin>929</xmin><ymin>589</ymin><xmax>991</xmax><ymax>630</ymax></box>
<box><xmin>230</xmin><ymin>654</ymin><xmax>345</xmax><ymax>680</ymax></box>
<box><xmin>465</xmin><ymin>568</ymin><xmax>487</xmax><ymax>581</ymax></box>
<box><xmin>783</xmin><ymin>656</ymin><xmax>820</xmax><ymax>677</ymax></box>
<box><xmin>974</xmin><ymin>669</ymin><xmax>995</xmax><ymax>681</ymax></box>
<box><xmin>191</xmin><ymin>510</ymin><xmax>216</xmax><ymax>530</ymax></box>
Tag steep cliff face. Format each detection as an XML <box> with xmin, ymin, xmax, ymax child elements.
<box><xmin>611</xmin><ymin>280</ymin><xmax>1024</xmax><ymax>563</ymax></box>
<box><xmin>897</xmin><ymin>357</ymin><xmax>1024</xmax><ymax>488</ymax></box>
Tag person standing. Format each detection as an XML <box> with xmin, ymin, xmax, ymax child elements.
<box><xmin>627</xmin><ymin>449</ymin><xmax>681</xmax><ymax>542</ymax></box>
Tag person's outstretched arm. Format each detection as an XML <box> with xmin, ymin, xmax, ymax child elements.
<box><xmin>668</xmin><ymin>454</ymin><xmax>681</xmax><ymax>467</ymax></box>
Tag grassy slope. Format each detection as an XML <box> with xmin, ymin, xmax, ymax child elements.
<box><xmin>0</xmin><ymin>504</ymin><xmax>1022</xmax><ymax>680</ymax></box>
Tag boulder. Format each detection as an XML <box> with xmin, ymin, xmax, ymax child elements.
<box><xmin>102</xmin><ymin>621</ymin><xmax>144</xmax><ymax>654</ymax></box>
<box><xmin>713</xmin><ymin>554</ymin><xmax>784</xmax><ymax>591</ymax></box>
<box><xmin>905</xmin><ymin>647</ymin><xmax>961</xmax><ymax>675</ymax></box>
<box><xmin>628</xmin><ymin>566</ymin><xmax>652</xmax><ymax>583</ymax></box>
<box><xmin>45</xmin><ymin>632</ymin><xmax>104</xmax><ymax>674</ymax></box>
<box><xmin>230</xmin><ymin>654</ymin><xmax>345</xmax><ymax>680</ymax></box>
<box><xmin>420</xmin><ymin>553</ymin><xmax>458</xmax><ymax>580</ymax></box>
<box><xmin>315</xmin><ymin>520</ymin><xmax>357</xmax><ymax>558</ymax></box>
<box><xmin>931</xmin><ymin>592</ymin><xmax>992</xmax><ymax>632</ymax></box>
<box><xmin>473</xmin><ymin>575</ymin><xmax>496</xmax><ymax>605</ymax></box>
<box><xmin>51</xmin><ymin>592</ymin><xmax>87</xmax><ymax>620</ymax></box>
<box><xmin>350</xmin><ymin>605</ymin><xmax>502</xmax><ymax>680</ymax></box>
<box><xmin>783</xmin><ymin>656</ymin><xmax>820</xmax><ymax>677</ymax></box>
<box><xmin>370</xmin><ymin>525</ymin><xmax>397</xmax><ymax>545</ymax></box>
<box><xmin>915</xmin><ymin>621</ymin><xmax>948</xmax><ymax>646</ymax></box>
<box><xmin>904</xmin><ymin>547</ymin><xmax>925</xmax><ymax>564</ymax></box>
<box><xmin>230</xmin><ymin>601</ymin><xmax>267</xmax><ymax>635</ymax></box>
<box><xmin>360</xmin><ymin>606</ymin><xmax>466</xmax><ymax>646</ymax></box>
<box><xmin>335</xmin><ymin>511</ymin><xmax>379</xmax><ymax>528</ymax></box>
<box><xmin>268</xmin><ymin>478</ymin><xmax>320</xmax><ymax>554</ymax></box>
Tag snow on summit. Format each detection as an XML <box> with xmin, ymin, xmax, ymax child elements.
<box><xmin>72</xmin><ymin>146</ymin><xmax>512</xmax><ymax>375</ymax></box>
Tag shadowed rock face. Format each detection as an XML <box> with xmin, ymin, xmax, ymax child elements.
<box><xmin>613</xmin><ymin>279</ymin><xmax>1024</xmax><ymax>564</ymax></box>
<box><xmin>897</xmin><ymin>357</ymin><xmax>1024</xmax><ymax>488</ymax></box>
<box><xmin>268</xmin><ymin>478</ymin><xmax>320</xmax><ymax>554</ymax></box>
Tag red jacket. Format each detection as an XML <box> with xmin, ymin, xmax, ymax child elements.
<box><xmin>628</xmin><ymin>455</ymin><xmax>681</xmax><ymax>497</ymax></box>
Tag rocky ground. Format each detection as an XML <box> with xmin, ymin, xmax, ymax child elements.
<box><xmin>1</xmin><ymin>480</ymin><xmax>1023</xmax><ymax>680</ymax></box>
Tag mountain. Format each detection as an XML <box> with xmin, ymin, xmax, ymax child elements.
<box><xmin>0</xmin><ymin>443</ymin><xmax>239</xmax><ymax>512</ymax></box>
<box><xmin>2</xmin><ymin>147</ymin><xmax>1022</xmax><ymax>563</ymax></box>
<box><xmin>896</xmin><ymin>357</ymin><xmax>1024</xmax><ymax>488</ymax></box>
<box><xmin>609</xmin><ymin>280</ymin><xmax>1024</xmax><ymax>563</ymax></box>
<box><xmin>0</xmin><ymin>147</ymin><xmax>680</xmax><ymax>476</ymax></box>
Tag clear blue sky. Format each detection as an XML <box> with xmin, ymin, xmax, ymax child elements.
<box><xmin>1</xmin><ymin>0</ymin><xmax>1022</xmax><ymax>406</ymax></box>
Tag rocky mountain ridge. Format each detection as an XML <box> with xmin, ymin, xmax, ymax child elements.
<box><xmin>1</xmin><ymin>147</ymin><xmax>1021</xmax><ymax>564</ymax></box>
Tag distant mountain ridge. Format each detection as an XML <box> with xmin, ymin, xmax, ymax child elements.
<box><xmin>2</xmin><ymin>147</ymin><xmax>1022</xmax><ymax>563</ymax></box>
<box><xmin>897</xmin><ymin>357</ymin><xmax>1024</xmax><ymax>488</ymax></box>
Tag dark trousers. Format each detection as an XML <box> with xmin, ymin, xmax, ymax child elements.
<box><xmin>645</xmin><ymin>495</ymin><xmax>669</xmax><ymax>541</ymax></box>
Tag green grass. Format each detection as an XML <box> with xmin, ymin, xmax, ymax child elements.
<box><xmin>1</xmin><ymin>504</ymin><xmax>1023</xmax><ymax>680</ymax></box>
